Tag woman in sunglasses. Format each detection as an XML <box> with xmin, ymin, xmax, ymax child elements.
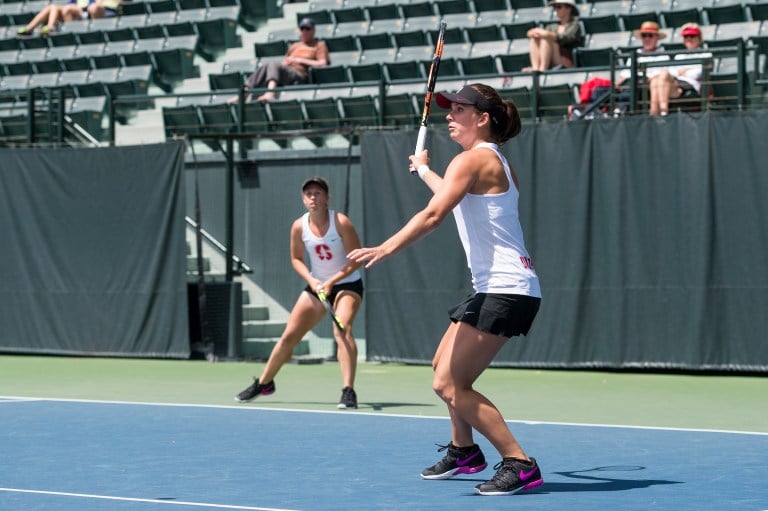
<box><xmin>524</xmin><ymin>0</ymin><xmax>583</xmax><ymax>71</ymax></box>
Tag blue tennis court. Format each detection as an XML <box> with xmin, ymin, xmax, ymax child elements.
<box><xmin>1</xmin><ymin>397</ymin><xmax>766</xmax><ymax>511</ymax></box>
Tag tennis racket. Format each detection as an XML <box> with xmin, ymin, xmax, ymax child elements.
<box><xmin>411</xmin><ymin>19</ymin><xmax>447</xmax><ymax>175</ymax></box>
<box><xmin>317</xmin><ymin>290</ymin><xmax>345</xmax><ymax>332</ymax></box>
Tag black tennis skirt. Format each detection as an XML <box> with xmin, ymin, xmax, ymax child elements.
<box><xmin>304</xmin><ymin>279</ymin><xmax>364</xmax><ymax>305</ymax></box>
<box><xmin>448</xmin><ymin>292</ymin><xmax>541</xmax><ymax>338</ymax></box>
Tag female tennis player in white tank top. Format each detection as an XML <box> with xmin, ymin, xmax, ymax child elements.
<box><xmin>235</xmin><ymin>176</ymin><xmax>365</xmax><ymax>409</ymax></box>
<box><xmin>348</xmin><ymin>84</ymin><xmax>543</xmax><ymax>496</ymax></box>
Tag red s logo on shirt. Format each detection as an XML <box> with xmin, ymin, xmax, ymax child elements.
<box><xmin>316</xmin><ymin>244</ymin><xmax>332</xmax><ymax>260</ymax></box>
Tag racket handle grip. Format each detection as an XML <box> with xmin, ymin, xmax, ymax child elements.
<box><xmin>411</xmin><ymin>126</ymin><xmax>428</xmax><ymax>175</ymax></box>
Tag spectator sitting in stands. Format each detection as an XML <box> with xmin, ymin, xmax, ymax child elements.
<box><xmin>523</xmin><ymin>0</ymin><xmax>583</xmax><ymax>72</ymax></box>
<box><xmin>229</xmin><ymin>17</ymin><xmax>329</xmax><ymax>103</ymax></box>
<box><xmin>569</xmin><ymin>22</ymin><xmax>668</xmax><ymax>119</ymax></box>
<box><xmin>619</xmin><ymin>21</ymin><xmax>669</xmax><ymax>86</ymax></box>
<box><xmin>17</xmin><ymin>0</ymin><xmax>119</xmax><ymax>36</ymax></box>
<box><xmin>649</xmin><ymin>23</ymin><xmax>711</xmax><ymax>116</ymax></box>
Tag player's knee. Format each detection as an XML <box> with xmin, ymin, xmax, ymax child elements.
<box><xmin>432</xmin><ymin>376</ymin><xmax>455</xmax><ymax>405</ymax></box>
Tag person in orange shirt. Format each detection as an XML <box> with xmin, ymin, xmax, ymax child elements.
<box><xmin>231</xmin><ymin>17</ymin><xmax>330</xmax><ymax>103</ymax></box>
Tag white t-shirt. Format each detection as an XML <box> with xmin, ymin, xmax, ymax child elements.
<box><xmin>301</xmin><ymin>210</ymin><xmax>360</xmax><ymax>284</ymax></box>
<box><xmin>671</xmin><ymin>50</ymin><xmax>712</xmax><ymax>93</ymax></box>
<box><xmin>619</xmin><ymin>47</ymin><xmax>670</xmax><ymax>81</ymax></box>
<box><xmin>451</xmin><ymin>143</ymin><xmax>541</xmax><ymax>297</ymax></box>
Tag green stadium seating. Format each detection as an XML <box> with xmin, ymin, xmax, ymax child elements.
<box><xmin>537</xmin><ymin>83</ymin><xmax>576</xmax><ymax>121</ymax></box>
<box><xmin>383</xmin><ymin>60</ymin><xmax>424</xmax><ymax>81</ymax></box>
<box><xmin>163</xmin><ymin>104</ymin><xmax>203</xmax><ymax>139</ymax></box>
<box><xmin>704</xmin><ymin>4</ymin><xmax>748</xmax><ymax>25</ymax></box>
<box><xmin>381</xmin><ymin>91</ymin><xmax>418</xmax><ymax>127</ymax></box>
<box><xmin>661</xmin><ymin>8</ymin><xmax>703</xmax><ymax>28</ymax></box>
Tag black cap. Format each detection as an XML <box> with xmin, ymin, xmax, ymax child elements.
<box><xmin>298</xmin><ymin>17</ymin><xmax>315</xmax><ymax>29</ymax></box>
<box><xmin>302</xmin><ymin>176</ymin><xmax>329</xmax><ymax>193</ymax></box>
<box><xmin>436</xmin><ymin>85</ymin><xmax>502</xmax><ymax>125</ymax></box>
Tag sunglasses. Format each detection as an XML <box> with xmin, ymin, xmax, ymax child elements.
<box><xmin>640</xmin><ymin>33</ymin><xmax>657</xmax><ymax>38</ymax></box>
<box><xmin>553</xmin><ymin>4</ymin><xmax>568</xmax><ymax>8</ymax></box>
<box><xmin>300</xmin><ymin>26</ymin><xmax>313</xmax><ymax>31</ymax></box>
<box><xmin>682</xmin><ymin>34</ymin><xmax>699</xmax><ymax>39</ymax></box>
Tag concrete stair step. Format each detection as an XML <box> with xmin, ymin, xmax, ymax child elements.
<box><xmin>186</xmin><ymin>256</ymin><xmax>211</xmax><ymax>272</ymax></box>
<box><xmin>241</xmin><ymin>338</ymin><xmax>309</xmax><ymax>360</ymax></box>
<box><xmin>242</xmin><ymin>320</ymin><xmax>286</xmax><ymax>338</ymax></box>
<box><xmin>243</xmin><ymin>305</ymin><xmax>269</xmax><ymax>321</ymax></box>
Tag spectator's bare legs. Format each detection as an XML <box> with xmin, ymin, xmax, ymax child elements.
<box><xmin>649</xmin><ymin>71</ymin><xmax>679</xmax><ymax>116</ymax></box>
<box><xmin>332</xmin><ymin>291</ymin><xmax>362</xmax><ymax>390</ymax></box>
<box><xmin>87</xmin><ymin>2</ymin><xmax>107</xmax><ymax>20</ymax></box>
<box><xmin>255</xmin><ymin>80</ymin><xmax>279</xmax><ymax>102</ymax></box>
<box><xmin>526</xmin><ymin>28</ymin><xmax>561</xmax><ymax>72</ymax></box>
<box><xmin>61</xmin><ymin>3</ymin><xmax>84</xmax><ymax>21</ymax></box>
<box><xmin>431</xmin><ymin>321</ymin><xmax>530</xmax><ymax>460</ymax></box>
<box><xmin>23</xmin><ymin>5</ymin><xmax>61</xmax><ymax>31</ymax></box>
<box><xmin>258</xmin><ymin>292</ymin><xmax>324</xmax><ymax>385</ymax></box>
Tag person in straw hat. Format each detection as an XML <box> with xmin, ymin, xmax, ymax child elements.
<box><xmin>617</xmin><ymin>21</ymin><xmax>670</xmax><ymax>86</ymax></box>
<box><xmin>524</xmin><ymin>0</ymin><xmax>584</xmax><ymax>71</ymax></box>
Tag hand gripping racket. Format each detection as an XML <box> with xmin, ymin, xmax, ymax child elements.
<box><xmin>411</xmin><ymin>19</ymin><xmax>447</xmax><ymax>175</ymax></box>
<box><xmin>317</xmin><ymin>290</ymin><xmax>345</xmax><ymax>332</ymax></box>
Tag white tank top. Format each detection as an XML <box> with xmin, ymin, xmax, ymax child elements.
<box><xmin>301</xmin><ymin>210</ymin><xmax>360</xmax><ymax>283</ymax></box>
<box><xmin>452</xmin><ymin>143</ymin><xmax>541</xmax><ymax>297</ymax></box>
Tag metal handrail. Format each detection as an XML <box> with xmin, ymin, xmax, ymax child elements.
<box><xmin>185</xmin><ymin>216</ymin><xmax>252</xmax><ymax>276</ymax></box>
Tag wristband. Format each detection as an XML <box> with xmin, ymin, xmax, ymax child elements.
<box><xmin>416</xmin><ymin>164</ymin><xmax>430</xmax><ymax>179</ymax></box>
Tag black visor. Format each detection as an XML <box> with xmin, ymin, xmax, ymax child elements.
<box><xmin>435</xmin><ymin>86</ymin><xmax>502</xmax><ymax>125</ymax></box>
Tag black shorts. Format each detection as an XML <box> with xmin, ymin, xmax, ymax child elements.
<box><xmin>305</xmin><ymin>279</ymin><xmax>364</xmax><ymax>305</ymax></box>
<box><xmin>675</xmin><ymin>79</ymin><xmax>699</xmax><ymax>98</ymax></box>
<box><xmin>448</xmin><ymin>293</ymin><xmax>541</xmax><ymax>338</ymax></box>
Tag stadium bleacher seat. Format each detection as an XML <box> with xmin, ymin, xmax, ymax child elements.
<box><xmin>163</xmin><ymin>104</ymin><xmax>202</xmax><ymax>139</ymax></box>
<box><xmin>498</xmin><ymin>83</ymin><xmax>530</xmax><ymax>114</ymax></box>
<box><xmin>574</xmin><ymin>47</ymin><xmax>614</xmax><ymax>67</ymax></box>
<box><xmin>465</xmin><ymin>24</ymin><xmax>505</xmax><ymax>45</ymax></box>
<box><xmin>460</xmin><ymin>55</ymin><xmax>500</xmax><ymax>76</ymax></box>
<box><xmin>198</xmin><ymin>102</ymin><xmax>235</xmax><ymax>136</ymax></box>
<box><xmin>513</xmin><ymin>5</ymin><xmax>552</xmax><ymax>24</ymax></box>
<box><xmin>586</xmin><ymin>1</ymin><xmax>634</xmax><ymax>17</ymax></box>
<box><xmin>302</xmin><ymin>96</ymin><xmax>342</xmax><ymax>138</ymax></box>
<box><xmin>538</xmin><ymin>83</ymin><xmax>576</xmax><ymax>120</ymax></box>
<box><xmin>705</xmin><ymin>4</ymin><xmax>748</xmax><ymax>25</ymax></box>
<box><xmin>582</xmin><ymin>14</ymin><xmax>622</xmax><ymax>35</ymax></box>
<box><xmin>469</xmin><ymin>39</ymin><xmax>511</xmax><ymax>58</ymax></box>
<box><xmin>392</xmin><ymin>29</ymin><xmax>430</xmax><ymax>49</ymax></box>
<box><xmin>267</xmin><ymin>98</ymin><xmax>310</xmax><ymax>148</ymax></box>
<box><xmin>332</xmin><ymin>6</ymin><xmax>368</xmax><ymax>36</ymax></box>
<box><xmin>381</xmin><ymin>91</ymin><xmax>418</xmax><ymax>127</ymax></box>
<box><xmin>310</xmin><ymin>64</ymin><xmax>351</xmax><ymax>85</ymax></box>
<box><xmin>620</xmin><ymin>11</ymin><xmax>661</xmax><ymax>32</ymax></box>
<box><xmin>661</xmin><ymin>8</ymin><xmax>703</xmax><ymax>29</ymax></box>
<box><xmin>383</xmin><ymin>60</ymin><xmax>424</xmax><ymax>81</ymax></box>
<box><xmin>498</xmin><ymin>52</ymin><xmax>531</xmax><ymax>73</ymax></box>
<box><xmin>67</xmin><ymin>95</ymin><xmax>106</xmax><ymax>139</ymax></box>
<box><xmin>323</xmin><ymin>34</ymin><xmax>360</xmax><ymax>66</ymax></box>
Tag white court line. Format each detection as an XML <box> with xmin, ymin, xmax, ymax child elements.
<box><xmin>2</xmin><ymin>395</ymin><xmax>767</xmax><ymax>437</ymax></box>
<box><xmin>0</xmin><ymin>488</ymin><xmax>299</xmax><ymax>511</ymax></box>
<box><xmin>0</xmin><ymin>397</ymin><xmax>38</xmax><ymax>404</ymax></box>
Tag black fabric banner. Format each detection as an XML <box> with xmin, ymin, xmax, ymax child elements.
<box><xmin>360</xmin><ymin>111</ymin><xmax>768</xmax><ymax>371</ymax></box>
<box><xmin>0</xmin><ymin>142</ymin><xmax>189</xmax><ymax>358</ymax></box>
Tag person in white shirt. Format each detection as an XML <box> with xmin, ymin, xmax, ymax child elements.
<box><xmin>349</xmin><ymin>83</ymin><xmax>543</xmax><ymax>496</ymax></box>
<box><xmin>234</xmin><ymin>177</ymin><xmax>364</xmax><ymax>409</ymax></box>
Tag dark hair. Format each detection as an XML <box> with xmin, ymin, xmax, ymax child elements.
<box><xmin>468</xmin><ymin>83</ymin><xmax>521</xmax><ymax>144</ymax></box>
